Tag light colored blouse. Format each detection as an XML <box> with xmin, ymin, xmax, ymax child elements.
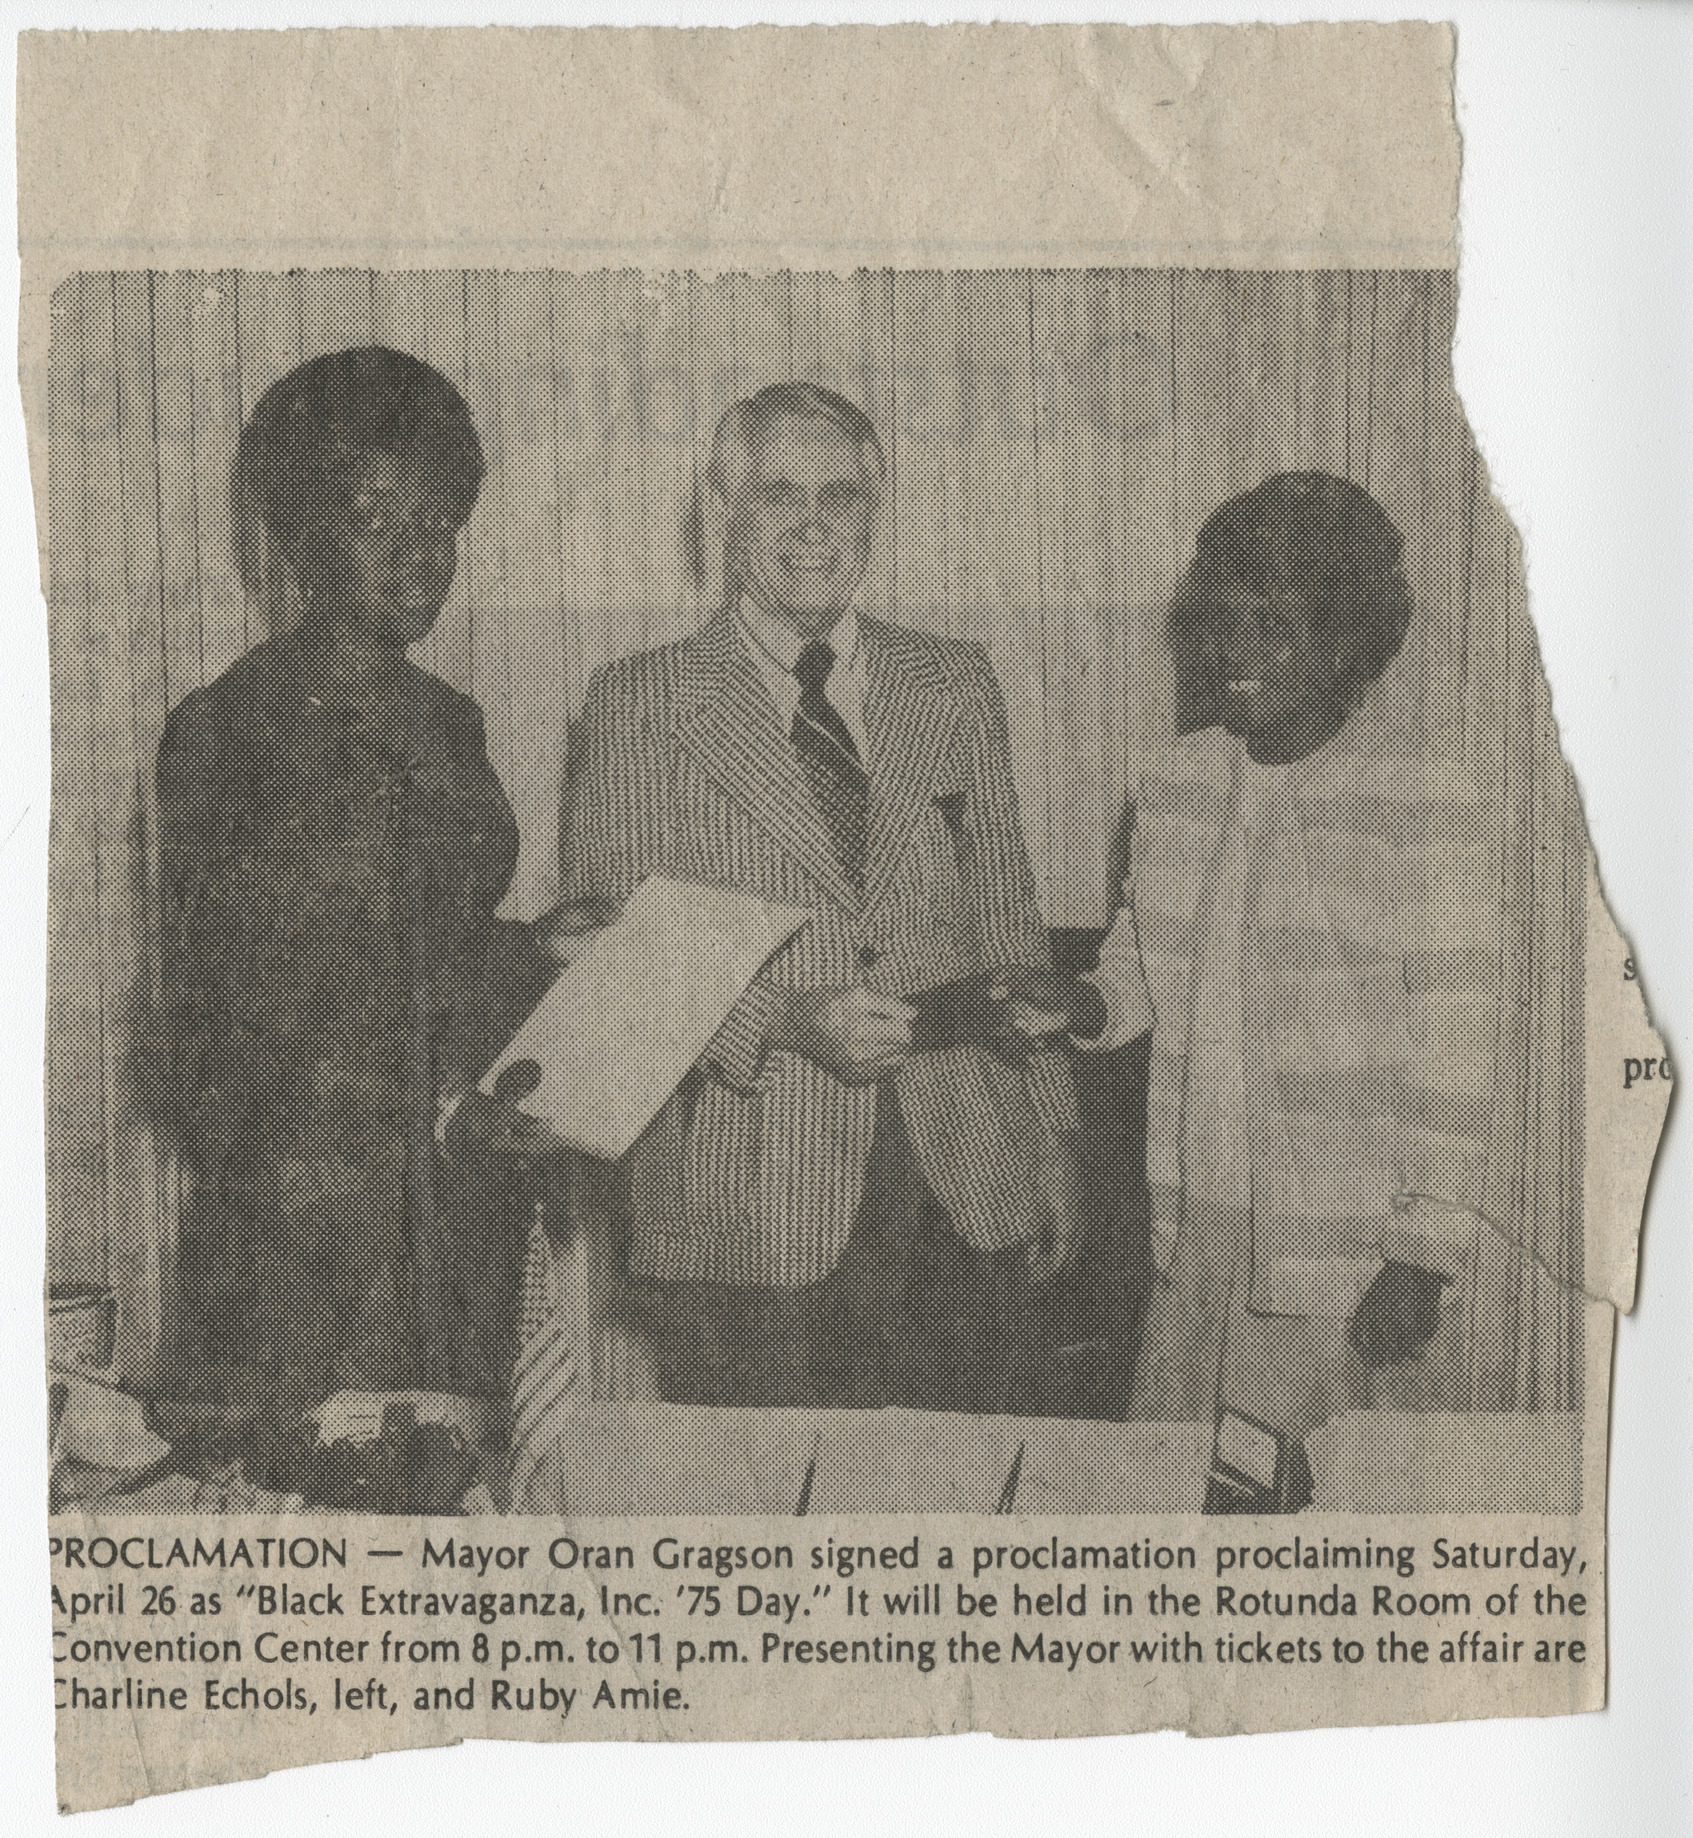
<box><xmin>1086</xmin><ymin>722</ymin><xmax>1499</xmax><ymax>1317</ymax></box>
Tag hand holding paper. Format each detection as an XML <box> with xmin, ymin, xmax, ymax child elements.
<box><xmin>479</xmin><ymin>875</ymin><xmax>811</xmax><ymax>1159</ymax></box>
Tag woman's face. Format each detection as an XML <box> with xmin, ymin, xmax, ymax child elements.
<box><xmin>1205</xmin><ymin>577</ymin><xmax>1342</xmax><ymax>749</ymax></box>
<box><xmin>314</xmin><ymin>448</ymin><xmax>463</xmax><ymax>648</ymax></box>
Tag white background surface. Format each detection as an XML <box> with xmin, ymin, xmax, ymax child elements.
<box><xmin>2</xmin><ymin>1</ymin><xmax>1687</xmax><ymax>1830</ymax></box>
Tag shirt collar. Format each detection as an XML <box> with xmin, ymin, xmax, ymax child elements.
<box><xmin>735</xmin><ymin>594</ymin><xmax>861</xmax><ymax>678</ymax></box>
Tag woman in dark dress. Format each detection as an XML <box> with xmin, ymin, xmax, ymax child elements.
<box><xmin>156</xmin><ymin>347</ymin><xmax>576</xmax><ymax>1437</ymax></box>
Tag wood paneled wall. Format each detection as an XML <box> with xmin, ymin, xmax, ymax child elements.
<box><xmin>48</xmin><ymin>267</ymin><xmax>1543</xmax><ymax>1390</ymax></box>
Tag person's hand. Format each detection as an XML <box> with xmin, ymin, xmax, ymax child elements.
<box><xmin>444</xmin><ymin>1062</ymin><xmax>570</xmax><ymax>1164</ymax></box>
<box><xmin>779</xmin><ymin>985</ymin><xmax>915</xmax><ymax>1083</ymax></box>
<box><xmin>480</xmin><ymin>1105</ymin><xmax>572</xmax><ymax>1163</ymax></box>
<box><xmin>1025</xmin><ymin>1136</ymin><xmax>1082</xmax><ymax>1284</ymax></box>
<box><xmin>1349</xmin><ymin>1259</ymin><xmax>1448</xmax><ymax>1369</ymax></box>
<box><xmin>532</xmin><ymin>893</ymin><xmax>624</xmax><ymax>970</ymax></box>
<box><xmin>986</xmin><ymin>965</ymin><xmax>1108</xmax><ymax>1045</ymax></box>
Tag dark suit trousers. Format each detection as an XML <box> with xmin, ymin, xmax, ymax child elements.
<box><xmin>645</xmin><ymin>1089</ymin><xmax>1041</xmax><ymax>1415</ymax></box>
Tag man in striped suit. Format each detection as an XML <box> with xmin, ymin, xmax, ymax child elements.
<box><xmin>563</xmin><ymin>382</ymin><xmax>1079</xmax><ymax>1413</ymax></box>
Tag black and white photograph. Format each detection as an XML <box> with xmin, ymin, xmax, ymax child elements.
<box><xmin>46</xmin><ymin>266</ymin><xmax>1593</xmax><ymax>1516</ymax></box>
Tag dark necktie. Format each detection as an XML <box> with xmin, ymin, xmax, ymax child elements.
<box><xmin>791</xmin><ymin>640</ymin><xmax>869</xmax><ymax>891</ymax></box>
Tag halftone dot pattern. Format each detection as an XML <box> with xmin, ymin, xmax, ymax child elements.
<box><xmin>47</xmin><ymin>269</ymin><xmax>1583</xmax><ymax>1514</ymax></box>
<box><xmin>528</xmin><ymin>1405</ymin><xmax>1578</xmax><ymax>1517</ymax></box>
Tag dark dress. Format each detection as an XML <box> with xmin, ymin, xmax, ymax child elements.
<box><xmin>155</xmin><ymin>629</ymin><xmax>551</xmax><ymax>1422</ymax></box>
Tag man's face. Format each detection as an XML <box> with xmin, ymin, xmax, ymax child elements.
<box><xmin>729</xmin><ymin>414</ymin><xmax>877</xmax><ymax>631</ymax></box>
<box><xmin>323</xmin><ymin>448</ymin><xmax>463</xmax><ymax>648</ymax></box>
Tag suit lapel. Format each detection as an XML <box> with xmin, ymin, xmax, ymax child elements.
<box><xmin>863</xmin><ymin>618</ymin><xmax>961</xmax><ymax>917</ymax></box>
<box><xmin>676</xmin><ymin>608</ymin><xmax>861</xmax><ymax>910</ymax></box>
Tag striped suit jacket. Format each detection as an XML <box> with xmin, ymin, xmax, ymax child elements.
<box><xmin>563</xmin><ymin>608</ymin><xmax>1078</xmax><ymax>1288</ymax></box>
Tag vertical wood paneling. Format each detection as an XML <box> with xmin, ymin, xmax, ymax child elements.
<box><xmin>112</xmin><ymin>270</ymin><xmax>177</xmax><ymax>1379</ymax></box>
<box><xmin>547</xmin><ymin>272</ymin><xmax>604</xmax><ymax>713</ymax></box>
<box><xmin>493</xmin><ymin>271</ymin><xmax>571</xmax><ymax>920</ymax></box>
<box><xmin>186</xmin><ymin>276</ymin><xmax>246</xmax><ymax>676</ymax></box>
<box><xmin>111</xmin><ymin>272</ymin><xmax>169</xmax><ymax>958</ymax></box>
<box><xmin>1173</xmin><ymin>271</ymin><xmax>1254</xmax><ymax>564</ymax></box>
<box><xmin>1465</xmin><ymin>485</ymin><xmax>1515</xmax><ymax>795</ymax></box>
<box><xmin>235</xmin><ymin>269</ymin><xmax>305</xmax><ymax>404</ymax></box>
<box><xmin>1365</xmin><ymin>271</ymin><xmax>1437</xmax><ymax>750</ymax></box>
<box><xmin>788</xmin><ymin>271</ymin><xmax>826</xmax><ymax>381</ymax></box>
<box><xmin>729</xmin><ymin>272</ymin><xmax>795</xmax><ymax>403</ymax></box>
<box><xmin>1477</xmin><ymin>521</ymin><xmax>1584</xmax><ymax>1411</ymax></box>
<box><xmin>461</xmin><ymin>270</ymin><xmax>515</xmax><ymax>796</ymax></box>
<box><xmin>49</xmin><ymin>267</ymin><xmax>1561</xmax><ymax>1390</ymax></box>
<box><xmin>1236</xmin><ymin>270</ymin><xmax>1302</xmax><ymax>484</ymax></box>
<box><xmin>1345</xmin><ymin>271</ymin><xmax>1377</xmax><ymax>484</ymax></box>
<box><xmin>79</xmin><ymin>279</ymin><xmax>128</xmax><ymax>1239</ymax></box>
<box><xmin>630</xmin><ymin>271</ymin><xmax>696</xmax><ymax>650</ymax></box>
<box><xmin>542</xmin><ymin>273</ymin><xmax>590</xmax><ymax>742</ymax></box>
<box><xmin>1032</xmin><ymin>270</ymin><xmax>1094</xmax><ymax>915</ymax></box>
<box><xmin>888</xmin><ymin>272</ymin><xmax>1052</xmax><ymax>892</ymax></box>
<box><xmin>296</xmin><ymin>269</ymin><xmax>375</xmax><ymax>354</ymax></box>
<box><xmin>1111</xmin><ymin>272</ymin><xmax>1183</xmax><ymax>802</ymax></box>
<box><xmin>1032</xmin><ymin>270</ymin><xmax>1178</xmax><ymax>923</ymax></box>
<box><xmin>553</xmin><ymin>273</ymin><xmax>628</xmax><ymax>687</ymax></box>
<box><xmin>1414</xmin><ymin>274</ymin><xmax>1467</xmax><ymax>758</ymax></box>
<box><xmin>1296</xmin><ymin>271</ymin><xmax>1353</xmax><ymax>479</ymax></box>
<box><xmin>955</xmin><ymin>273</ymin><xmax>1047</xmax><ymax>901</ymax></box>
<box><xmin>150</xmin><ymin>275</ymin><xmax>207</xmax><ymax>712</ymax></box>
<box><xmin>889</xmin><ymin>270</ymin><xmax>960</xmax><ymax>637</ymax></box>
<box><xmin>46</xmin><ymin>278</ymin><xmax>105</xmax><ymax>1291</ymax></box>
<box><xmin>82</xmin><ymin>275</ymin><xmax>160</xmax><ymax>1382</ymax></box>
<box><xmin>600</xmin><ymin>273</ymin><xmax>667</xmax><ymax>659</ymax></box>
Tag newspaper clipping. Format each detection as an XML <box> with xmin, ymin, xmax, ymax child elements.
<box><xmin>22</xmin><ymin>22</ymin><xmax>1671</xmax><ymax>1810</ymax></box>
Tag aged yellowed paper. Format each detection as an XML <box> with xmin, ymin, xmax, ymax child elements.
<box><xmin>21</xmin><ymin>23</ymin><xmax>1670</xmax><ymax>1811</ymax></box>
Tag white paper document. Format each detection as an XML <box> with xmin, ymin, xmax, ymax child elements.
<box><xmin>479</xmin><ymin>875</ymin><xmax>811</xmax><ymax>1159</ymax></box>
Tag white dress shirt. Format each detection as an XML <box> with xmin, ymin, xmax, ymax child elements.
<box><xmin>734</xmin><ymin>595</ymin><xmax>872</xmax><ymax>761</ymax></box>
